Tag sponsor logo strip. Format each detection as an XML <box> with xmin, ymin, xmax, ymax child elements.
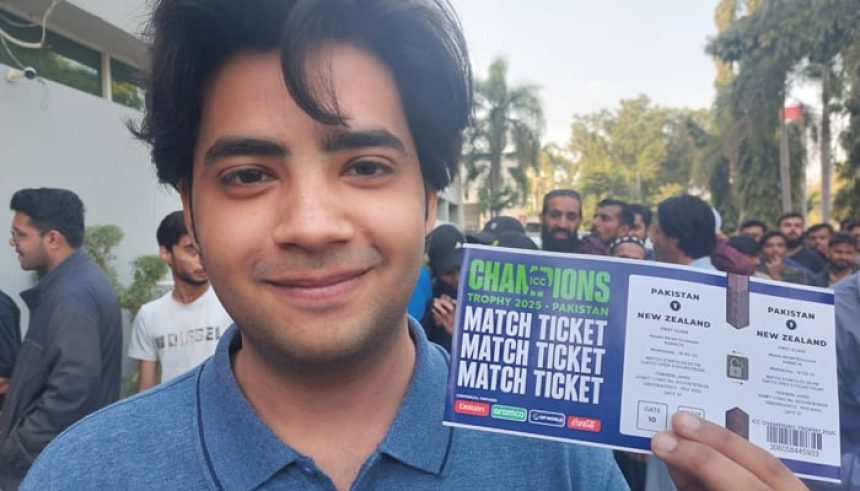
<box><xmin>455</xmin><ymin>400</ymin><xmax>490</xmax><ymax>417</ymax></box>
<box><xmin>528</xmin><ymin>410</ymin><xmax>566</xmax><ymax>427</ymax></box>
<box><xmin>567</xmin><ymin>416</ymin><xmax>602</xmax><ymax>432</ymax></box>
<box><xmin>491</xmin><ymin>404</ymin><xmax>527</xmax><ymax>422</ymax></box>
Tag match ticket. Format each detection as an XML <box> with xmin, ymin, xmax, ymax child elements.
<box><xmin>443</xmin><ymin>245</ymin><xmax>841</xmax><ymax>483</ymax></box>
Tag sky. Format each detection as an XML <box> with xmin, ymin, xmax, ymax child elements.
<box><xmin>450</xmin><ymin>0</ymin><xmax>721</xmax><ymax>146</ymax></box>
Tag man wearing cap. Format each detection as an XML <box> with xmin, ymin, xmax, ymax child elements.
<box><xmin>422</xmin><ymin>224</ymin><xmax>465</xmax><ymax>351</ymax></box>
<box><xmin>468</xmin><ymin>216</ymin><xmax>526</xmax><ymax>245</ymax></box>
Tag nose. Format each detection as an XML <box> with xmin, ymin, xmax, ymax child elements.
<box><xmin>271</xmin><ymin>174</ymin><xmax>354</xmax><ymax>251</ymax></box>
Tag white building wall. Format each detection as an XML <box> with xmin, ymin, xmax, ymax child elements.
<box><xmin>0</xmin><ymin>62</ymin><xmax>180</xmax><ymax>327</ymax></box>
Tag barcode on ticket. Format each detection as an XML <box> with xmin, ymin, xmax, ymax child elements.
<box><xmin>766</xmin><ymin>425</ymin><xmax>823</xmax><ymax>450</ymax></box>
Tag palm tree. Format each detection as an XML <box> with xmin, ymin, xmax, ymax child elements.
<box><xmin>463</xmin><ymin>58</ymin><xmax>544</xmax><ymax>217</ymax></box>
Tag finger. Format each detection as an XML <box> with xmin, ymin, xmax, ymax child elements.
<box><xmin>652</xmin><ymin>431</ymin><xmax>771</xmax><ymax>491</ymax></box>
<box><xmin>666</xmin><ymin>412</ymin><xmax>807</xmax><ymax>491</ymax></box>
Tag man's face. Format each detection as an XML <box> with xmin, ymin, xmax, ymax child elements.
<box><xmin>540</xmin><ymin>196</ymin><xmax>581</xmax><ymax>251</ymax></box>
<box><xmin>9</xmin><ymin>212</ymin><xmax>50</xmax><ymax>273</ymax></box>
<box><xmin>184</xmin><ymin>46</ymin><xmax>432</xmax><ymax>368</ymax></box>
<box><xmin>807</xmin><ymin>228</ymin><xmax>831</xmax><ymax>255</ymax></box>
<box><xmin>827</xmin><ymin>242</ymin><xmax>856</xmax><ymax>272</ymax></box>
<box><xmin>611</xmin><ymin>243</ymin><xmax>646</xmax><ymax>260</ymax></box>
<box><xmin>592</xmin><ymin>205</ymin><xmax>624</xmax><ymax>244</ymax></box>
<box><xmin>740</xmin><ymin>225</ymin><xmax>765</xmax><ymax>243</ymax></box>
<box><xmin>162</xmin><ymin>234</ymin><xmax>208</xmax><ymax>286</ymax></box>
<box><xmin>631</xmin><ymin>213</ymin><xmax>648</xmax><ymax>241</ymax></box>
<box><xmin>762</xmin><ymin>236</ymin><xmax>787</xmax><ymax>262</ymax></box>
<box><xmin>779</xmin><ymin>217</ymin><xmax>804</xmax><ymax>244</ymax></box>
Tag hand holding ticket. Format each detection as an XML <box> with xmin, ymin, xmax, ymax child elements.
<box><xmin>654</xmin><ymin>412</ymin><xmax>807</xmax><ymax>490</ymax></box>
<box><xmin>444</xmin><ymin>245</ymin><xmax>840</xmax><ymax>485</ymax></box>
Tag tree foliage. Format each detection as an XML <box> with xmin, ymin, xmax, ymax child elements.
<box><xmin>567</xmin><ymin>95</ymin><xmax>707</xmax><ymax>210</ymax></box>
<box><xmin>463</xmin><ymin>58</ymin><xmax>544</xmax><ymax>216</ymax></box>
<box><xmin>707</xmin><ymin>0</ymin><xmax>860</xmax><ymax>224</ymax></box>
<box><xmin>83</xmin><ymin>225</ymin><xmax>168</xmax><ymax>318</ymax></box>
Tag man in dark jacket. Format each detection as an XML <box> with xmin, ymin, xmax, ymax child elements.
<box><xmin>2</xmin><ymin>188</ymin><xmax>121</xmax><ymax>488</ymax></box>
<box><xmin>0</xmin><ymin>290</ymin><xmax>21</xmax><ymax>404</ymax></box>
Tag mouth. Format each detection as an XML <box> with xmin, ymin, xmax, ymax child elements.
<box><xmin>551</xmin><ymin>230</ymin><xmax>570</xmax><ymax>239</ymax></box>
<box><xmin>261</xmin><ymin>267</ymin><xmax>371</xmax><ymax>305</ymax></box>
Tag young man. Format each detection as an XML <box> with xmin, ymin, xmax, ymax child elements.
<box><xmin>128</xmin><ymin>211</ymin><xmax>232</xmax><ymax>391</ymax></box>
<box><xmin>758</xmin><ymin>231</ymin><xmax>808</xmax><ymax>285</ymax></box>
<box><xmin>649</xmin><ymin>195</ymin><xmax>716</xmax><ymax>269</ymax></box>
<box><xmin>778</xmin><ymin>212</ymin><xmax>826</xmax><ymax>273</ymax></box>
<box><xmin>4</xmin><ymin>188</ymin><xmax>122</xmax><ymax>488</ymax></box>
<box><xmin>539</xmin><ymin>189</ymin><xmax>583</xmax><ymax>253</ymax></box>
<box><xmin>738</xmin><ymin>219</ymin><xmax>767</xmax><ymax>243</ymax></box>
<box><xmin>0</xmin><ymin>290</ymin><xmax>20</xmax><ymax>403</ymax></box>
<box><xmin>591</xmin><ymin>198</ymin><xmax>631</xmax><ymax>248</ymax></box>
<box><xmin>421</xmin><ymin>224</ymin><xmax>464</xmax><ymax>351</ymax></box>
<box><xmin>806</xmin><ymin>223</ymin><xmax>834</xmax><ymax>257</ymax></box>
<box><xmin>627</xmin><ymin>203</ymin><xmax>652</xmax><ymax>242</ymax></box>
<box><xmin>810</xmin><ymin>233</ymin><xmax>859</xmax><ymax>287</ymax></box>
<box><xmin>23</xmin><ymin>2</ymin><xmax>806</xmax><ymax>490</ymax></box>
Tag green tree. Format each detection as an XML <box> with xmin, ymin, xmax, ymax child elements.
<box><xmin>567</xmin><ymin>96</ymin><xmax>705</xmax><ymax>209</ymax></box>
<box><xmin>463</xmin><ymin>58</ymin><xmax>544</xmax><ymax>216</ymax></box>
<box><xmin>122</xmin><ymin>255</ymin><xmax>168</xmax><ymax>318</ymax></box>
<box><xmin>707</xmin><ymin>0</ymin><xmax>860</xmax><ymax>223</ymax></box>
<box><xmin>84</xmin><ymin>224</ymin><xmax>124</xmax><ymax>287</ymax></box>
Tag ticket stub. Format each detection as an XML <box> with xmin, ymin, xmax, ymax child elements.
<box><xmin>443</xmin><ymin>245</ymin><xmax>841</xmax><ymax>483</ymax></box>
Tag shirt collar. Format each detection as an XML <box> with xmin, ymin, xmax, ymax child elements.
<box><xmin>195</xmin><ymin>317</ymin><xmax>452</xmax><ymax>490</ymax></box>
<box><xmin>20</xmin><ymin>249</ymin><xmax>87</xmax><ymax>310</ymax></box>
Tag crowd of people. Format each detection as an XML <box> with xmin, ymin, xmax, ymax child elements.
<box><xmin>0</xmin><ymin>0</ymin><xmax>855</xmax><ymax>489</ymax></box>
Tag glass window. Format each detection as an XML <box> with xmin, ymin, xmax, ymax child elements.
<box><xmin>110</xmin><ymin>58</ymin><xmax>144</xmax><ymax>110</ymax></box>
<box><xmin>0</xmin><ymin>9</ymin><xmax>102</xmax><ymax>97</ymax></box>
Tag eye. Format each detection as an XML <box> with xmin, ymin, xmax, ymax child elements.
<box><xmin>219</xmin><ymin>168</ymin><xmax>273</xmax><ymax>186</ymax></box>
<box><xmin>344</xmin><ymin>160</ymin><xmax>394</xmax><ymax>178</ymax></box>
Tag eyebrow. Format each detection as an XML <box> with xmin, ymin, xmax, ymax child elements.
<box><xmin>321</xmin><ymin>128</ymin><xmax>406</xmax><ymax>154</ymax></box>
<box><xmin>203</xmin><ymin>137</ymin><xmax>288</xmax><ymax>165</ymax></box>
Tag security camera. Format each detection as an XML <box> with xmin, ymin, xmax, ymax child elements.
<box><xmin>5</xmin><ymin>67</ymin><xmax>38</xmax><ymax>83</ymax></box>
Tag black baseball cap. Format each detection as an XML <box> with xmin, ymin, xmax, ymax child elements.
<box><xmin>427</xmin><ymin>224</ymin><xmax>465</xmax><ymax>275</ymax></box>
<box><xmin>467</xmin><ymin>216</ymin><xmax>526</xmax><ymax>244</ymax></box>
<box><xmin>491</xmin><ymin>231</ymin><xmax>538</xmax><ymax>250</ymax></box>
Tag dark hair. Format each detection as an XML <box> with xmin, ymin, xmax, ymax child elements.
<box><xmin>829</xmin><ymin>232</ymin><xmax>857</xmax><ymax>249</ymax></box>
<box><xmin>739</xmin><ymin>219</ymin><xmax>767</xmax><ymax>232</ymax></box>
<box><xmin>596</xmin><ymin>198</ymin><xmax>626</xmax><ymax>210</ymax></box>
<box><xmin>628</xmin><ymin>203</ymin><xmax>652</xmax><ymax>229</ymax></box>
<box><xmin>10</xmin><ymin>188</ymin><xmax>85</xmax><ymax>248</ymax></box>
<box><xmin>843</xmin><ymin>220</ymin><xmax>860</xmax><ymax>233</ymax></box>
<box><xmin>760</xmin><ymin>230</ymin><xmax>787</xmax><ymax>247</ymax></box>
<box><xmin>728</xmin><ymin>234</ymin><xmax>761</xmax><ymax>255</ymax></box>
<box><xmin>541</xmin><ymin>189</ymin><xmax>582</xmax><ymax>216</ymax></box>
<box><xmin>134</xmin><ymin>0</ymin><xmax>472</xmax><ymax>192</ymax></box>
<box><xmin>807</xmin><ymin>223</ymin><xmax>834</xmax><ymax>236</ymax></box>
<box><xmin>656</xmin><ymin>195</ymin><xmax>715</xmax><ymax>259</ymax></box>
<box><xmin>777</xmin><ymin>212</ymin><xmax>803</xmax><ymax>226</ymax></box>
<box><xmin>618</xmin><ymin>205</ymin><xmax>636</xmax><ymax>230</ymax></box>
<box><xmin>156</xmin><ymin>211</ymin><xmax>189</xmax><ymax>249</ymax></box>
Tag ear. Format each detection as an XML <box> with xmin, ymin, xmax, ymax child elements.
<box><xmin>179</xmin><ymin>181</ymin><xmax>198</xmax><ymax>248</ymax></box>
<box><xmin>159</xmin><ymin>245</ymin><xmax>173</xmax><ymax>264</ymax></box>
<box><xmin>44</xmin><ymin>230</ymin><xmax>66</xmax><ymax>251</ymax></box>
<box><xmin>424</xmin><ymin>185</ymin><xmax>438</xmax><ymax>235</ymax></box>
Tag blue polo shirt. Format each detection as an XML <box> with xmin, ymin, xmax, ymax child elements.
<box><xmin>23</xmin><ymin>320</ymin><xmax>627</xmax><ymax>490</ymax></box>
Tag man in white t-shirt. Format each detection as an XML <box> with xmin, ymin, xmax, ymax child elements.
<box><xmin>128</xmin><ymin>211</ymin><xmax>232</xmax><ymax>391</ymax></box>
